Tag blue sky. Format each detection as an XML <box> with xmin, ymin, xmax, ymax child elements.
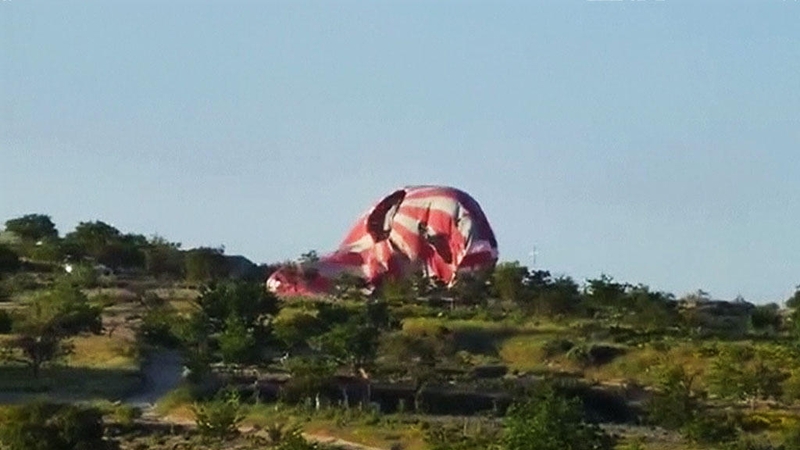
<box><xmin>2</xmin><ymin>1</ymin><xmax>799</xmax><ymax>303</ymax></box>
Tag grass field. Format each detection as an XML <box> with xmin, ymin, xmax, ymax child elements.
<box><xmin>0</xmin><ymin>328</ymin><xmax>142</xmax><ymax>400</ymax></box>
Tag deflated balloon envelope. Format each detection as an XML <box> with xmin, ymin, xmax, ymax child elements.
<box><xmin>267</xmin><ymin>185</ymin><xmax>498</xmax><ymax>296</ymax></box>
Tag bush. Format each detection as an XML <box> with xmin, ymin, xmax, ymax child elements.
<box><xmin>424</xmin><ymin>422</ymin><xmax>501</xmax><ymax>450</ymax></box>
<box><xmin>683</xmin><ymin>413</ymin><xmax>739</xmax><ymax>445</ymax></box>
<box><xmin>646</xmin><ymin>365</ymin><xmax>700</xmax><ymax>430</ymax></box>
<box><xmin>502</xmin><ymin>382</ymin><xmax>614</xmax><ymax>450</ymax></box>
<box><xmin>137</xmin><ymin>307</ymin><xmax>181</xmax><ymax>348</ymax></box>
<box><xmin>191</xmin><ymin>388</ymin><xmax>243</xmax><ymax>440</ymax></box>
<box><xmin>27</xmin><ymin>239</ymin><xmax>63</xmax><ymax>263</ymax></box>
<box><xmin>65</xmin><ymin>264</ymin><xmax>99</xmax><ymax>288</ymax></box>
<box><xmin>275</xmin><ymin>427</ymin><xmax>320</xmax><ymax>450</ymax></box>
<box><xmin>751</xmin><ymin>304</ymin><xmax>781</xmax><ymax>333</ymax></box>
<box><xmin>109</xmin><ymin>404</ymin><xmax>141</xmax><ymax>427</ymax></box>
<box><xmin>0</xmin><ymin>402</ymin><xmax>114</xmax><ymax>450</ymax></box>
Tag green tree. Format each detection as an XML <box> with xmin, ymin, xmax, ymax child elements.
<box><xmin>491</xmin><ymin>261</ymin><xmax>529</xmax><ymax>303</ymax></box>
<box><xmin>502</xmin><ymin>382</ymin><xmax>613</xmax><ymax>450</ymax></box>
<box><xmin>185</xmin><ymin>247</ymin><xmax>227</xmax><ymax>283</ymax></box>
<box><xmin>623</xmin><ymin>285</ymin><xmax>679</xmax><ymax>330</ymax></box>
<box><xmin>312</xmin><ymin>300</ymin><xmax>396</xmax><ymax>373</ymax></box>
<box><xmin>281</xmin><ymin>357</ymin><xmax>336</xmax><ymax>407</ymax></box>
<box><xmin>646</xmin><ymin>364</ymin><xmax>700</xmax><ymax>430</ymax></box>
<box><xmin>195</xmin><ymin>281</ymin><xmax>278</xmax><ymax>335</ymax></box>
<box><xmin>584</xmin><ymin>274</ymin><xmax>629</xmax><ymax>316</ymax></box>
<box><xmin>96</xmin><ymin>233</ymin><xmax>147</xmax><ymax>269</ymax></box>
<box><xmin>4</xmin><ymin>283</ymin><xmax>102</xmax><ymax>377</ymax></box>
<box><xmin>4</xmin><ymin>214</ymin><xmax>58</xmax><ymax>242</ymax></box>
<box><xmin>311</xmin><ymin>320</ymin><xmax>380</xmax><ymax>373</ymax></box>
<box><xmin>174</xmin><ymin>311</ymin><xmax>213</xmax><ymax>383</ymax></box>
<box><xmin>379</xmin><ymin>330</ymin><xmax>455</xmax><ymax>412</ymax></box>
<box><xmin>218</xmin><ymin>314</ymin><xmax>257</xmax><ymax>365</ymax></box>
<box><xmin>531</xmin><ymin>275</ymin><xmax>582</xmax><ymax>317</ymax></box>
<box><xmin>750</xmin><ymin>303</ymin><xmax>781</xmax><ymax>334</ymax></box>
<box><xmin>136</xmin><ymin>302</ymin><xmax>182</xmax><ymax>348</ymax></box>
<box><xmin>63</xmin><ymin>221</ymin><xmax>121</xmax><ymax>258</ymax></box>
<box><xmin>188</xmin><ymin>281</ymin><xmax>279</xmax><ymax>365</ymax></box>
<box><xmin>450</xmin><ymin>272</ymin><xmax>491</xmax><ymax>306</ymax></box>
<box><xmin>144</xmin><ymin>235</ymin><xmax>184</xmax><ymax>278</ymax></box>
<box><xmin>62</xmin><ymin>221</ymin><xmax>145</xmax><ymax>269</ymax></box>
<box><xmin>708</xmin><ymin>347</ymin><xmax>786</xmax><ymax>403</ymax></box>
<box><xmin>274</xmin><ymin>311</ymin><xmax>325</xmax><ymax>351</ymax></box>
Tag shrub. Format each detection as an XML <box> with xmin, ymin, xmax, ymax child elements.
<box><xmin>137</xmin><ymin>307</ymin><xmax>181</xmax><ymax>348</ymax></box>
<box><xmin>110</xmin><ymin>404</ymin><xmax>141</xmax><ymax>427</ymax></box>
<box><xmin>0</xmin><ymin>402</ymin><xmax>113</xmax><ymax>450</ymax></box>
<box><xmin>750</xmin><ymin>303</ymin><xmax>781</xmax><ymax>333</ymax></box>
<box><xmin>646</xmin><ymin>365</ymin><xmax>700</xmax><ymax>430</ymax></box>
<box><xmin>683</xmin><ymin>413</ymin><xmax>739</xmax><ymax>445</ymax></box>
<box><xmin>65</xmin><ymin>264</ymin><xmax>99</xmax><ymax>288</ymax></box>
<box><xmin>191</xmin><ymin>388</ymin><xmax>243</xmax><ymax>440</ymax></box>
<box><xmin>424</xmin><ymin>422</ymin><xmax>500</xmax><ymax>450</ymax></box>
<box><xmin>502</xmin><ymin>382</ymin><xmax>614</xmax><ymax>450</ymax></box>
<box><xmin>275</xmin><ymin>427</ymin><xmax>320</xmax><ymax>450</ymax></box>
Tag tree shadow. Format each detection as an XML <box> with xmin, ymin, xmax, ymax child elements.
<box><xmin>0</xmin><ymin>364</ymin><xmax>143</xmax><ymax>404</ymax></box>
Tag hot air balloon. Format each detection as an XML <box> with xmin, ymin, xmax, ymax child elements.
<box><xmin>266</xmin><ymin>186</ymin><xmax>498</xmax><ymax>296</ymax></box>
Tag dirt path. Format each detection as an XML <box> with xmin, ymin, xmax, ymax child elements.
<box><xmin>125</xmin><ymin>350</ymin><xmax>386</xmax><ymax>449</ymax></box>
<box><xmin>0</xmin><ymin>348</ymin><xmax>385</xmax><ymax>450</ymax></box>
<box><xmin>141</xmin><ymin>412</ymin><xmax>387</xmax><ymax>450</ymax></box>
<box><xmin>123</xmin><ymin>349</ymin><xmax>183</xmax><ymax>408</ymax></box>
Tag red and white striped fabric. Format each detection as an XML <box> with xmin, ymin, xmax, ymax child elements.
<box><xmin>267</xmin><ymin>186</ymin><xmax>498</xmax><ymax>296</ymax></box>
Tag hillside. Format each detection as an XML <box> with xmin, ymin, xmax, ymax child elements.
<box><xmin>2</xmin><ymin>214</ymin><xmax>800</xmax><ymax>450</ymax></box>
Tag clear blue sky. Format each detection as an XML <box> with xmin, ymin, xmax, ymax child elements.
<box><xmin>2</xmin><ymin>1</ymin><xmax>799</xmax><ymax>303</ymax></box>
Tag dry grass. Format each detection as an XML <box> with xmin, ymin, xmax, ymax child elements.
<box><xmin>0</xmin><ymin>330</ymin><xmax>141</xmax><ymax>399</ymax></box>
<box><xmin>239</xmin><ymin>404</ymin><xmax>427</xmax><ymax>450</ymax></box>
<box><xmin>68</xmin><ymin>334</ymin><xmax>139</xmax><ymax>370</ymax></box>
<box><xmin>166</xmin><ymin>298</ymin><xmax>197</xmax><ymax>314</ymax></box>
<box><xmin>304</xmin><ymin>419</ymin><xmax>427</xmax><ymax>450</ymax></box>
<box><xmin>85</xmin><ymin>288</ymin><xmax>138</xmax><ymax>303</ymax></box>
<box><xmin>151</xmin><ymin>288</ymin><xmax>200</xmax><ymax>302</ymax></box>
<box><xmin>274</xmin><ymin>305</ymin><xmax>312</xmax><ymax>323</ymax></box>
<box><xmin>498</xmin><ymin>334</ymin><xmax>552</xmax><ymax>372</ymax></box>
